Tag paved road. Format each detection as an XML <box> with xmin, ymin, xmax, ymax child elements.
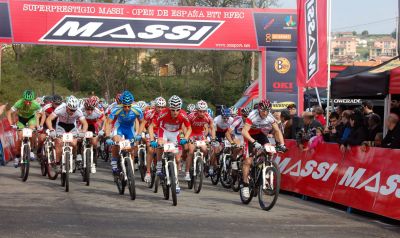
<box><xmin>0</xmin><ymin>160</ymin><xmax>399</xmax><ymax>238</ymax></box>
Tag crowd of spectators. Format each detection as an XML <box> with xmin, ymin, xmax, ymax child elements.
<box><xmin>275</xmin><ymin>100</ymin><xmax>400</xmax><ymax>151</ymax></box>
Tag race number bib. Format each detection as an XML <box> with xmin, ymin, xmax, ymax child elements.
<box><xmin>264</xmin><ymin>144</ymin><xmax>276</xmax><ymax>153</ymax></box>
<box><xmin>164</xmin><ymin>143</ymin><xmax>177</xmax><ymax>153</ymax></box>
<box><xmin>195</xmin><ymin>140</ymin><xmax>206</xmax><ymax>147</ymax></box>
<box><xmin>63</xmin><ymin>133</ymin><xmax>74</xmax><ymax>142</ymax></box>
<box><xmin>85</xmin><ymin>131</ymin><xmax>93</xmax><ymax>138</ymax></box>
<box><xmin>224</xmin><ymin>140</ymin><xmax>231</xmax><ymax>148</ymax></box>
<box><xmin>120</xmin><ymin>140</ymin><xmax>131</xmax><ymax>150</ymax></box>
<box><xmin>22</xmin><ymin>128</ymin><xmax>33</xmax><ymax>138</ymax></box>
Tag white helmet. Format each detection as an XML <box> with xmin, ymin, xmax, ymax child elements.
<box><xmin>196</xmin><ymin>100</ymin><xmax>208</xmax><ymax>111</ymax></box>
<box><xmin>136</xmin><ymin>101</ymin><xmax>147</xmax><ymax>110</ymax></box>
<box><xmin>230</xmin><ymin>106</ymin><xmax>238</xmax><ymax>117</ymax></box>
<box><xmin>155</xmin><ymin>97</ymin><xmax>166</xmax><ymax>107</ymax></box>
<box><xmin>168</xmin><ymin>95</ymin><xmax>182</xmax><ymax>109</ymax></box>
<box><xmin>66</xmin><ymin>96</ymin><xmax>79</xmax><ymax>110</ymax></box>
<box><xmin>187</xmin><ymin>103</ymin><xmax>196</xmax><ymax>113</ymax></box>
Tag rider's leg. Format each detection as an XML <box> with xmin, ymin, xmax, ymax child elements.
<box><xmin>185</xmin><ymin>143</ymin><xmax>195</xmax><ymax>181</ymax></box>
<box><xmin>111</xmin><ymin>135</ymin><xmax>121</xmax><ymax>174</ymax></box>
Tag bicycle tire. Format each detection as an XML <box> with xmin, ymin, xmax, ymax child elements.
<box><xmin>148</xmin><ymin>163</ymin><xmax>156</xmax><ymax>189</ymax></box>
<box><xmin>65</xmin><ymin>152</ymin><xmax>70</xmax><ymax>192</ymax></box>
<box><xmin>85</xmin><ymin>149</ymin><xmax>91</xmax><ymax>186</ymax></box>
<box><xmin>258</xmin><ymin>163</ymin><xmax>280</xmax><ymax>211</ymax></box>
<box><xmin>220</xmin><ymin>157</ymin><xmax>232</xmax><ymax>189</ymax></box>
<box><xmin>46</xmin><ymin>148</ymin><xmax>58</xmax><ymax>180</ymax></box>
<box><xmin>162</xmin><ymin>176</ymin><xmax>169</xmax><ymax>200</ymax></box>
<box><xmin>126</xmin><ymin>158</ymin><xmax>136</xmax><ymax>200</ymax></box>
<box><xmin>40</xmin><ymin>148</ymin><xmax>47</xmax><ymax>176</ymax></box>
<box><xmin>153</xmin><ymin>175</ymin><xmax>159</xmax><ymax>193</ymax></box>
<box><xmin>139</xmin><ymin>150</ymin><xmax>146</xmax><ymax>182</ymax></box>
<box><xmin>169</xmin><ymin>163</ymin><xmax>177</xmax><ymax>206</ymax></box>
<box><xmin>21</xmin><ymin>144</ymin><xmax>30</xmax><ymax>182</ymax></box>
<box><xmin>193</xmin><ymin>158</ymin><xmax>204</xmax><ymax>194</ymax></box>
<box><xmin>210</xmin><ymin>167</ymin><xmax>220</xmax><ymax>185</ymax></box>
<box><xmin>239</xmin><ymin>177</ymin><xmax>255</xmax><ymax>204</ymax></box>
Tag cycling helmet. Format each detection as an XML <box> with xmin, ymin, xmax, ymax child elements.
<box><xmin>84</xmin><ymin>96</ymin><xmax>98</xmax><ymax>109</ymax></box>
<box><xmin>115</xmin><ymin>93</ymin><xmax>122</xmax><ymax>104</ymax></box>
<box><xmin>35</xmin><ymin>97</ymin><xmax>43</xmax><ymax>105</ymax></box>
<box><xmin>221</xmin><ymin>108</ymin><xmax>231</xmax><ymax>117</ymax></box>
<box><xmin>258</xmin><ymin>99</ymin><xmax>272</xmax><ymax>111</ymax></box>
<box><xmin>52</xmin><ymin>94</ymin><xmax>63</xmax><ymax>104</ymax></box>
<box><xmin>207</xmin><ymin>108</ymin><xmax>214</xmax><ymax>118</ymax></box>
<box><xmin>155</xmin><ymin>97</ymin><xmax>166</xmax><ymax>107</ymax></box>
<box><xmin>168</xmin><ymin>95</ymin><xmax>182</xmax><ymax>109</ymax></box>
<box><xmin>23</xmin><ymin>90</ymin><xmax>35</xmax><ymax>101</ymax></box>
<box><xmin>150</xmin><ymin>100</ymin><xmax>156</xmax><ymax>107</ymax></box>
<box><xmin>230</xmin><ymin>106</ymin><xmax>238</xmax><ymax>117</ymax></box>
<box><xmin>66</xmin><ymin>96</ymin><xmax>79</xmax><ymax>110</ymax></box>
<box><xmin>136</xmin><ymin>101</ymin><xmax>147</xmax><ymax>110</ymax></box>
<box><xmin>187</xmin><ymin>103</ymin><xmax>196</xmax><ymax>113</ymax></box>
<box><xmin>196</xmin><ymin>100</ymin><xmax>208</xmax><ymax>111</ymax></box>
<box><xmin>78</xmin><ymin>99</ymin><xmax>84</xmax><ymax>108</ymax></box>
<box><xmin>240</xmin><ymin>107</ymin><xmax>251</xmax><ymax>117</ymax></box>
<box><xmin>120</xmin><ymin>91</ymin><xmax>134</xmax><ymax>105</ymax></box>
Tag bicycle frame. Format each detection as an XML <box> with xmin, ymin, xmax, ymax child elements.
<box><xmin>119</xmin><ymin>147</ymin><xmax>134</xmax><ymax>181</ymax></box>
<box><xmin>137</xmin><ymin>143</ymin><xmax>147</xmax><ymax>167</ymax></box>
<box><xmin>61</xmin><ymin>141</ymin><xmax>73</xmax><ymax>173</ymax></box>
<box><xmin>82</xmin><ymin>137</ymin><xmax>93</xmax><ymax>170</ymax></box>
<box><xmin>44</xmin><ymin>135</ymin><xmax>55</xmax><ymax>164</ymax></box>
<box><xmin>162</xmin><ymin>151</ymin><xmax>177</xmax><ymax>186</ymax></box>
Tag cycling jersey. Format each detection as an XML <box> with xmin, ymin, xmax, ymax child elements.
<box><xmin>52</xmin><ymin>103</ymin><xmax>85</xmax><ymax>125</ymax></box>
<box><xmin>43</xmin><ymin>103</ymin><xmax>57</xmax><ymax>116</ymax></box>
<box><xmin>245</xmin><ymin>110</ymin><xmax>276</xmax><ymax>136</ymax></box>
<box><xmin>144</xmin><ymin>108</ymin><xmax>160</xmax><ymax>130</ymax></box>
<box><xmin>83</xmin><ymin>107</ymin><xmax>104</xmax><ymax>133</ymax></box>
<box><xmin>109</xmin><ymin>105</ymin><xmax>143</xmax><ymax>140</ymax></box>
<box><xmin>230</xmin><ymin>116</ymin><xmax>245</xmax><ymax>145</ymax></box>
<box><xmin>154</xmin><ymin>108</ymin><xmax>190</xmax><ymax>136</ymax></box>
<box><xmin>105</xmin><ymin>102</ymin><xmax>118</xmax><ymax>116</ymax></box>
<box><xmin>214</xmin><ymin>115</ymin><xmax>233</xmax><ymax>133</ymax></box>
<box><xmin>188</xmin><ymin>111</ymin><xmax>213</xmax><ymax>137</ymax></box>
<box><xmin>11</xmin><ymin>99</ymin><xmax>42</xmax><ymax>118</ymax></box>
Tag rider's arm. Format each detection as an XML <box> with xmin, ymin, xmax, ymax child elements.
<box><xmin>79</xmin><ymin>117</ymin><xmax>88</xmax><ymax>132</ymax></box>
<box><xmin>104</xmin><ymin>117</ymin><xmax>113</xmax><ymax>137</ymax></box>
<box><xmin>184</xmin><ymin>125</ymin><xmax>192</xmax><ymax>140</ymax></box>
<box><xmin>134</xmin><ymin>118</ymin><xmax>140</xmax><ymax>135</ymax></box>
<box><xmin>271</xmin><ymin>122</ymin><xmax>285</xmax><ymax>145</ymax></box>
<box><xmin>148</xmin><ymin>122</ymin><xmax>155</xmax><ymax>141</ymax></box>
<box><xmin>225</xmin><ymin>128</ymin><xmax>235</xmax><ymax>144</ymax></box>
<box><xmin>137</xmin><ymin>118</ymin><xmax>147</xmax><ymax>135</ymax></box>
<box><xmin>242</xmin><ymin>123</ymin><xmax>254</xmax><ymax>143</ymax></box>
<box><xmin>46</xmin><ymin>113</ymin><xmax>57</xmax><ymax>130</ymax></box>
<box><xmin>209</xmin><ymin>121</ymin><xmax>216</xmax><ymax>140</ymax></box>
<box><xmin>39</xmin><ymin>111</ymin><xmax>46</xmax><ymax>127</ymax></box>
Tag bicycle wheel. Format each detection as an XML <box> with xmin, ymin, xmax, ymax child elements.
<box><xmin>193</xmin><ymin>158</ymin><xmax>204</xmax><ymax>194</ymax></box>
<box><xmin>65</xmin><ymin>152</ymin><xmax>70</xmax><ymax>192</ymax></box>
<box><xmin>46</xmin><ymin>148</ymin><xmax>58</xmax><ymax>180</ymax></box>
<box><xmin>126</xmin><ymin>158</ymin><xmax>136</xmax><ymax>200</ymax></box>
<box><xmin>139</xmin><ymin>150</ymin><xmax>146</xmax><ymax>182</ymax></box>
<box><xmin>162</xmin><ymin>176</ymin><xmax>169</xmax><ymax>200</ymax></box>
<box><xmin>187</xmin><ymin>167</ymin><xmax>193</xmax><ymax>189</ymax></box>
<box><xmin>21</xmin><ymin>145</ymin><xmax>30</xmax><ymax>182</ymax></box>
<box><xmin>40</xmin><ymin>148</ymin><xmax>47</xmax><ymax>176</ymax></box>
<box><xmin>148</xmin><ymin>162</ymin><xmax>156</xmax><ymax>189</ymax></box>
<box><xmin>220</xmin><ymin>158</ymin><xmax>232</xmax><ymax>189</ymax></box>
<box><xmin>239</xmin><ymin>177</ymin><xmax>255</xmax><ymax>204</ymax></box>
<box><xmin>258</xmin><ymin>163</ymin><xmax>280</xmax><ymax>211</ymax></box>
<box><xmin>210</xmin><ymin>166</ymin><xmax>220</xmax><ymax>185</ymax></box>
<box><xmin>153</xmin><ymin>175</ymin><xmax>159</xmax><ymax>193</ymax></box>
<box><xmin>169</xmin><ymin>163</ymin><xmax>177</xmax><ymax>206</ymax></box>
<box><xmin>85</xmin><ymin>149</ymin><xmax>91</xmax><ymax>186</ymax></box>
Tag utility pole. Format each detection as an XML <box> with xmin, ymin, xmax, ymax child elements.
<box><xmin>251</xmin><ymin>0</ymin><xmax>257</xmax><ymax>83</ymax></box>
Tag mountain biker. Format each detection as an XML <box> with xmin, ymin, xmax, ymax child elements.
<box><xmin>226</xmin><ymin>107</ymin><xmax>251</xmax><ymax>162</ymax></box>
<box><xmin>187</xmin><ymin>103</ymin><xmax>196</xmax><ymax>114</ymax></box>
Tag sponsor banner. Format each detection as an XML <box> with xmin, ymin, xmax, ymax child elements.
<box><xmin>253</xmin><ymin>12</ymin><xmax>297</xmax><ymax>48</ymax></box>
<box><xmin>296</xmin><ymin>0</ymin><xmax>328</xmax><ymax>87</ymax></box>
<box><xmin>0</xmin><ymin>0</ymin><xmax>12</xmax><ymax>43</ymax></box>
<box><xmin>8</xmin><ymin>0</ymin><xmax>295</xmax><ymax>50</ymax></box>
<box><xmin>278</xmin><ymin>140</ymin><xmax>400</xmax><ymax>220</ymax></box>
<box><xmin>266</xmin><ymin>49</ymin><xmax>298</xmax><ymax>109</ymax></box>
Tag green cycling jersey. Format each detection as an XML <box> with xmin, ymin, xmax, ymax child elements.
<box><xmin>11</xmin><ymin>99</ymin><xmax>42</xmax><ymax>118</ymax></box>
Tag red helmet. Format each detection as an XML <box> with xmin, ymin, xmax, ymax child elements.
<box><xmin>258</xmin><ymin>99</ymin><xmax>272</xmax><ymax>111</ymax></box>
<box><xmin>115</xmin><ymin>93</ymin><xmax>122</xmax><ymax>104</ymax></box>
<box><xmin>84</xmin><ymin>96</ymin><xmax>98</xmax><ymax>109</ymax></box>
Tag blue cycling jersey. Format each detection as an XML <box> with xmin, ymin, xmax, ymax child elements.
<box><xmin>109</xmin><ymin>105</ymin><xmax>143</xmax><ymax>127</ymax></box>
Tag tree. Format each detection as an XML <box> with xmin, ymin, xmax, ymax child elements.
<box><xmin>352</xmin><ymin>31</ymin><xmax>357</xmax><ymax>36</ymax></box>
<box><xmin>361</xmin><ymin>30</ymin><xmax>369</xmax><ymax>36</ymax></box>
<box><xmin>391</xmin><ymin>29</ymin><xmax>397</xmax><ymax>39</ymax></box>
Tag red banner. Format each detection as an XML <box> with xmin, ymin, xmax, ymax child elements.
<box><xmin>278</xmin><ymin>140</ymin><xmax>400</xmax><ymax>220</ymax></box>
<box><xmin>296</xmin><ymin>0</ymin><xmax>328</xmax><ymax>87</ymax></box>
<box><xmin>8</xmin><ymin>0</ymin><xmax>295</xmax><ymax>50</ymax></box>
<box><xmin>0</xmin><ymin>117</ymin><xmax>16</xmax><ymax>164</ymax></box>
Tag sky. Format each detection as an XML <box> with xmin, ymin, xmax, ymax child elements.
<box><xmin>279</xmin><ymin>0</ymin><xmax>398</xmax><ymax>34</ymax></box>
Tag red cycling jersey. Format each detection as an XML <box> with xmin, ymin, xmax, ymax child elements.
<box><xmin>144</xmin><ymin>108</ymin><xmax>160</xmax><ymax>130</ymax></box>
<box><xmin>154</xmin><ymin>108</ymin><xmax>190</xmax><ymax>135</ymax></box>
<box><xmin>188</xmin><ymin>111</ymin><xmax>212</xmax><ymax>136</ymax></box>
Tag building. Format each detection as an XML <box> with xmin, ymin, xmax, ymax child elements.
<box><xmin>369</xmin><ymin>37</ymin><xmax>397</xmax><ymax>58</ymax></box>
<box><xmin>331</xmin><ymin>37</ymin><xmax>358</xmax><ymax>63</ymax></box>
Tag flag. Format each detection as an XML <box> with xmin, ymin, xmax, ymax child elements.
<box><xmin>296</xmin><ymin>0</ymin><xmax>328</xmax><ymax>88</ymax></box>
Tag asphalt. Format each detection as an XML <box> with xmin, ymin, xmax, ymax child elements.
<box><xmin>0</xmin><ymin>159</ymin><xmax>399</xmax><ymax>238</ymax></box>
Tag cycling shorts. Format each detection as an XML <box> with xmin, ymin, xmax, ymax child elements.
<box><xmin>56</xmin><ymin>122</ymin><xmax>78</xmax><ymax>134</ymax></box>
<box><xmin>112</xmin><ymin>125</ymin><xmax>135</xmax><ymax>140</ymax></box>
<box><xmin>17</xmin><ymin>115</ymin><xmax>36</xmax><ymax>129</ymax></box>
<box><xmin>216</xmin><ymin>131</ymin><xmax>226</xmax><ymax>142</ymax></box>
<box><xmin>244</xmin><ymin>133</ymin><xmax>268</xmax><ymax>158</ymax></box>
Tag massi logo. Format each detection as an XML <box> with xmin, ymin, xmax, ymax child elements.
<box><xmin>40</xmin><ymin>16</ymin><xmax>224</xmax><ymax>46</ymax></box>
<box><xmin>284</xmin><ymin>15</ymin><xmax>296</xmax><ymax>29</ymax></box>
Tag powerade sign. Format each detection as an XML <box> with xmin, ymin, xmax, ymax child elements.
<box><xmin>253</xmin><ymin>12</ymin><xmax>297</xmax><ymax>48</ymax></box>
<box><xmin>0</xmin><ymin>2</ymin><xmax>11</xmax><ymax>39</ymax></box>
<box><xmin>305</xmin><ymin>0</ymin><xmax>319</xmax><ymax>82</ymax></box>
<box><xmin>41</xmin><ymin>16</ymin><xmax>223</xmax><ymax>46</ymax></box>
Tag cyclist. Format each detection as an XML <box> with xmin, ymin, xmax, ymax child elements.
<box><xmin>187</xmin><ymin>103</ymin><xmax>196</xmax><ymax>114</ymax></box>
<box><xmin>37</xmin><ymin>94</ymin><xmax>63</xmax><ymax>159</ymax></box>
<box><xmin>105</xmin><ymin>90</ymin><xmax>143</xmax><ymax>174</ymax></box>
<box><xmin>240</xmin><ymin>100</ymin><xmax>287</xmax><ymax>199</ymax></box>
<box><xmin>148</xmin><ymin>95</ymin><xmax>192</xmax><ymax>194</ymax></box>
<box><xmin>81</xmin><ymin>96</ymin><xmax>105</xmax><ymax>173</ymax></box>
<box><xmin>46</xmin><ymin>96</ymin><xmax>88</xmax><ymax>164</ymax></box>
<box><xmin>137</xmin><ymin>96</ymin><xmax>166</xmax><ymax>183</ymax></box>
<box><xmin>230</xmin><ymin>106</ymin><xmax>239</xmax><ymax>118</ymax></box>
<box><xmin>186</xmin><ymin>100</ymin><xmax>215</xmax><ymax>181</ymax></box>
<box><xmin>7</xmin><ymin>90</ymin><xmax>44</xmax><ymax>167</ymax></box>
<box><xmin>136</xmin><ymin>101</ymin><xmax>148</xmax><ymax>112</ymax></box>
<box><xmin>226</xmin><ymin>107</ymin><xmax>251</xmax><ymax>165</ymax></box>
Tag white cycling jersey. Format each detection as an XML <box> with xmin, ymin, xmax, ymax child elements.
<box><xmin>214</xmin><ymin>115</ymin><xmax>233</xmax><ymax>132</ymax></box>
<box><xmin>52</xmin><ymin>103</ymin><xmax>85</xmax><ymax>125</ymax></box>
<box><xmin>245</xmin><ymin>110</ymin><xmax>276</xmax><ymax>135</ymax></box>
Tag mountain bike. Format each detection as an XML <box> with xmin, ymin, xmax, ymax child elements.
<box><xmin>78</xmin><ymin>131</ymin><xmax>95</xmax><ymax>186</ymax></box>
<box><xmin>17</xmin><ymin>128</ymin><xmax>35</xmax><ymax>182</ymax></box>
<box><xmin>113</xmin><ymin>138</ymin><xmax>136</xmax><ymax>200</ymax></box>
<box><xmin>187</xmin><ymin>139</ymin><xmax>207</xmax><ymax>194</ymax></box>
<box><xmin>42</xmin><ymin>130</ymin><xmax>58</xmax><ymax>180</ymax></box>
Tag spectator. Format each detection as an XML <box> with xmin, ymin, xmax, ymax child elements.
<box><xmin>338</xmin><ymin>110</ymin><xmax>353</xmax><ymax>145</ymax></box>
<box><xmin>339</xmin><ymin>112</ymin><xmax>367</xmax><ymax>152</ymax></box>
<box><xmin>366</xmin><ymin>113</ymin><xmax>382</xmax><ymax>141</ymax></box>
<box><xmin>303</xmin><ymin>127</ymin><xmax>324</xmax><ymax>151</ymax></box>
<box><xmin>0</xmin><ymin>103</ymin><xmax>6</xmax><ymax>116</ymax></box>
<box><xmin>280</xmin><ymin>109</ymin><xmax>292</xmax><ymax>139</ymax></box>
<box><xmin>361</xmin><ymin>132</ymin><xmax>383</xmax><ymax>152</ymax></box>
<box><xmin>296</xmin><ymin>111</ymin><xmax>322</xmax><ymax>149</ymax></box>
<box><xmin>382</xmin><ymin>113</ymin><xmax>400</xmax><ymax>149</ymax></box>
<box><xmin>362</xmin><ymin>100</ymin><xmax>380</xmax><ymax>128</ymax></box>
<box><xmin>313</xmin><ymin>106</ymin><xmax>326</xmax><ymax>127</ymax></box>
<box><xmin>391</xmin><ymin>99</ymin><xmax>400</xmax><ymax>117</ymax></box>
<box><xmin>335</xmin><ymin>104</ymin><xmax>346</xmax><ymax>120</ymax></box>
<box><xmin>287</xmin><ymin>103</ymin><xmax>303</xmax><ymax>139</ymax></box>
<box><xmin>323</xmin><ymin>112</ymin><xmax>343</xmax><ymax>142</ymax></box>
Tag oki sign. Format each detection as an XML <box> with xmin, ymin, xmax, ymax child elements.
<box><xmin>8</xmin><ymin>0</ymin><xmax>296</xmax><ymax>50</ymax></box>
<box><xmin>277</xmin><ymin>140</ymin><xmax>400</xmax><ymax>220</ymax></box>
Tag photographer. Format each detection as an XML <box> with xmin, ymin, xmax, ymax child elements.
<box><xmin>296</xmin><ymin>112</ymin><xmax>322</xmax><ymax>150</ymax></box>
<box><xmin>323</xmin><ymin>112</ymin><xmax>342</xmax><ymax>143</ymax></box>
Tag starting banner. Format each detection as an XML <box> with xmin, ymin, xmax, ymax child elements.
<box><xmin>278</xmin><ymin>140</ymin><xmax>400</xmax><ymax>220</ymax></box>
<box><xmin>6</xmin><ymin>0</ymin><xmax>296</xmax><ymax>50</ymax></box>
